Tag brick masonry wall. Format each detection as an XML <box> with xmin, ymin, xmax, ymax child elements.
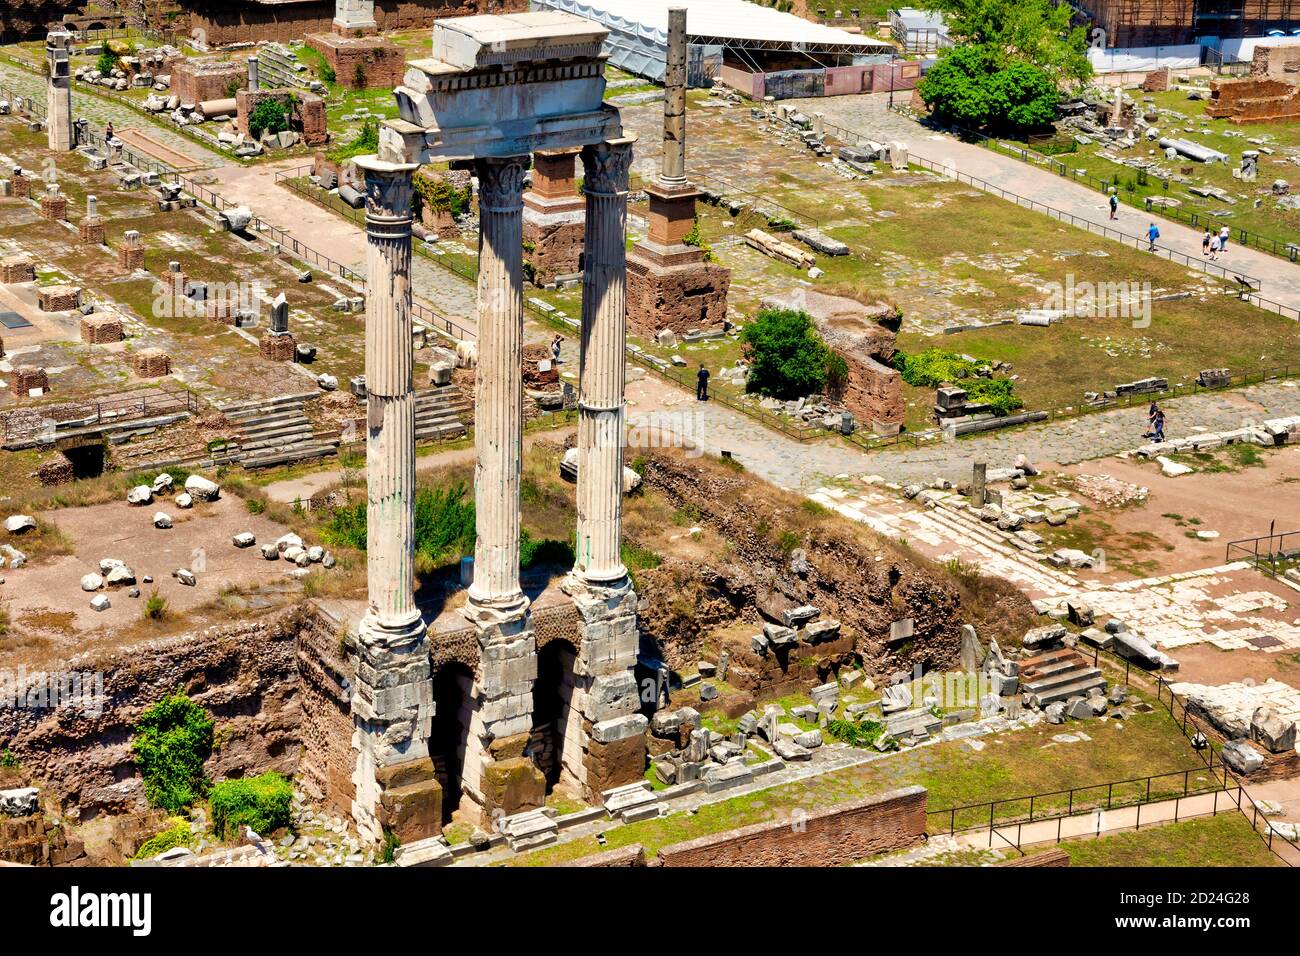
<box><xmin>305</xmin><ymin>34</ymin><xmax>406</xmax><ymax>90</ymax></box>
<box><xmin>187</xmin><ymin>0</ymin><xmax>514</xmax><ymax>47</ymax></box>
<box><xmin>296</xmin><ymin>605</ymin><xmax>357</xmax><ymax>818</ymax></box>
<box><xmin>40</xmin><ymin>194</ymin><xmax>67</xmax><ymax>221</ymax></box>
<box><xmin>656</xmin><ymin>786</ymin><xmax>927</xmax><ymax>866</ymax></box>
<box><xmin>172</xmin><ymin>59</ymin><xmax>246</xmax><ymax>106</ymax></box>
<box><xmin>626</xmin><ymin>257</ymin><xmax>731</xmax><ymax>336</ymax></box>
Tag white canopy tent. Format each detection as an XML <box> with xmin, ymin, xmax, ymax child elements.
<box><xmin>529</xmin><ymin>0</ymin><xmax>894</xmax><ymax>82</ymax></box>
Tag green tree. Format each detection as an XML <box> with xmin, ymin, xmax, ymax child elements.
<box><xmin>928</xmin><ymin>0</ymin><xmax>1091</xmax><ymax>86</ymax></box>
<box><xmin>248</xmin><ymin>97</ymin><xmax>292</xmax><ymax>140</ymax></box>
<box><xmin>132</xmin><ymin>691</ymin><xmax>214</xmax><ymax>813</ymax></box>
<box><xmin>740</xmin><ymin>308</ymin><xmax>836</xmax><ymax>400</ymax></box>
<box><xmin>919</xmin><ymin>43</ymin><xmax>1061</xmax><ymax>133</ymax></box>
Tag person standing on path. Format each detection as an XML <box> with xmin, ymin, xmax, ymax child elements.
<box><xmin>1219</xmin><ymin>224</ymin><xmax>1230</xmax><ymax>254</ymax></box>
<box><xmin>1209</xmin><ymin>233</ymin><xmax>1220</xmax><ymax>260</ymax></box>
<box><xmin>1202</xmin><ymin>230</ymin><xmax>1212</xmax><ymax>256</ymax></box>
<box><xmin>550</xmin><ymin>334</ymin><xmax>563</xmax><ymax>365</ymax></box>
<box><xmin>105</xmin><ymin>121</ymin><xmax>114</xmax><ymax>143</ymax></box>
<box><xmin>1146</xmin><ymin>222</ymin><xmax>1160</xmax><ymax>251</ymax></box>
<box><xmin>1109</xmin><ymin>190</ymin><xmax>1118</xmax><ymax>220</ymax></box>
<box><xmin>696</xmin><ymin>364</ymin><xmax>710</xmax><ymax>401</ymax></box>
<box><xmin>1152</xmin><ymin>407</ymin><xmax>1166</xmax><ymax>443</ymax></box>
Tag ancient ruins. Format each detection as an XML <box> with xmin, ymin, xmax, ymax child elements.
<box><xmin>0</xmin><ymin>0</ymin><xmax>1297</xmax><ymax>896</ymax></box>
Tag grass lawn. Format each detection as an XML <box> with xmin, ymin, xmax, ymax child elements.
<box><xmin>510</xmin><ymin>687</ymin><xmax>1208</xmax><ymax>865</ymax></box>
<box><xmin>1059</xmin><ymin>812</ymin><xmax>1282</xmax><ymax>867</ymax></box>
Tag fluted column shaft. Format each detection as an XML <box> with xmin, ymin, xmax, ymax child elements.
<box><xmin>575</xmin><ymin>139</ymin><xmax>635</xmax><ymax>584</ymax></box>
<box><xmin>468</xmin><ymin>156</ymin><xmax>530</xmax><ymax>619</ymax></box>
<box><xmin>358</xmin><ymin>156</ymin><xmax>420</xmax><ymax>632</ymax></box>
<box><xmin>661</xmin><ymin>6</ymin><xmax>688</xmax><ymax>187</ymax></box>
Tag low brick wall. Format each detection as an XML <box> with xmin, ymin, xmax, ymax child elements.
<box><xmin>260</xmin><ymin>332</ymin><xmax>297</xmax><ymax>361</ymax></box>
<box><xmin>656</xmin><ymin>785</ymin><xmax>927</xmax><ymax>867</ymax></box>
<box><xmin>172</xmin><ymin>59</ymin><xmax>246</xmax><ymax>106</ymax></box>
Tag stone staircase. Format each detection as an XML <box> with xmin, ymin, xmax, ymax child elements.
<box><xmin>1019</xmin><ymin>648</ymin><xmax>1108</xmax><ymax>708</ymax></box>
<box><xmin>414</xmin><ymin>386</ymin><xmax>470</xmax><ymax>442</ymax></box>
<box><xmin>219</xmin><ymin>392</ymin><xmax>340</xmax><ymax>469</ymax></box>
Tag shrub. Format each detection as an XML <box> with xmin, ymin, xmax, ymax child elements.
<box><xmin>321</xmin><ymin>482</ymin><xmax>477</xmax><ymax>568</ymax></box>
<box><xmin>133</xmin><ymin>691</ymin><xmax>214</xmax><ymax>813</ymax></box>
<box><xmin>740</xmin><ymin>308</ymin><xmax>834</xmax><ymax>400</ymax></box>
<box><xmin>133</xmin><ymin>818</ymin><xmax>191</xmax><ymax>860</ymax></box>
<box><xmin>320</xmin><ymin>62</ymin><xmax>336</xmax><ymax>85</ymax></box>
<box><xmin>144</xmin><ymin>590</ymin><xmax>168</xmax><ymax>621</ymax></box>
<box><xmin>248</xmin><ymin>96</ymin><xmax>292</xmax><ymax>140</ymax></box>
<box><xmin>209</xmin><ymin>772</ymin><xmax>293</xmax><ymax>839</ymax></box>
<box><xmin>682</xmin><ymin>216</ymin><xmax>714</xmax><ymax>262</ymax></box>
<box><xmin>825</xmin><ymin>717</ymin><xmax>893</xmax><ymax>750</ymax></box>
<box><xmin>894</xmin><ymin>347</ymin><xmax>1023</xmax><ymax>416</ymax></box>
<box><xmin>96</xmin><ymin>51</ymin><xmax>117</xmax><ymax>76</ymax></box>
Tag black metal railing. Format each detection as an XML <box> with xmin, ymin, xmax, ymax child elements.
<box><xmin>1226</xmin><ymin>529</ymin><xmax>1300</xmax><ymax>579</ymax></box>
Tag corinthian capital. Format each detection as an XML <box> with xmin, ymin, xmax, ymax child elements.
<box><xmin>580</xmin><ymin>139</ymin><xmax>634</xmax><ymax>197</ymax></box>
<box><xmin>475</xmin><ymin>156</ymin><xmax>529</xmax><ymax>213</ymax></box>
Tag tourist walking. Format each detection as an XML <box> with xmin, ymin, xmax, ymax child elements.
<box><xmin>1108</xmin><ymin>190</ymin><xmax>1118</xmax><ymax>220</ymax></box>
<box><xmin>105</xmin><ymin>121</ymin><xmax>114</xmax><ymax>143</ymax></box>
<box><xmin>1202</xmin><ymin>230</ymin><xmax>1212</xmax><ymax>256</ymax></box>
<box><xmin>1209</xmin><ymin>233</ymin><xmax>1221</xmax><ymax>260</ymax></box>
<box><xmin>1219</xmin><ymin>224</ymin><xmax>1230</xmax><ymax>253</ymax></box>
<box><xmin>1145</xmin><ymin>401</ymin><xmax>1160</xmax><ymax>438</ymax></box>
<box><xmin>550</xmin><ymin>333</ymin><xmax>563</xmax><ymax>365</ymax></box>
<box><xmin>1146</xmin><ymin>222</ymin><xmax>1160</xmax><ymax>251</ymax></box>
<box><xmin>1152</xmin><ymin>408</ymin><xmax>1166</xmax><ymax>443</ymax></box>
<box><xmin>696</xmin><ymin>364</ymin><xmax>710</xmax><ymax>401</ymax></box>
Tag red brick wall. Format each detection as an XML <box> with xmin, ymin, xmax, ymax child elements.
<box><xmin>656</xmin><ymin>786</ymin><xmax>927</xmax><ymax>866</ymax></box>
<box><xmin>305</xmin><ymin>34</ymin><xmax>406</xmax><ymax>90</ymax></box>
<box><xmin>172</xmin><ymin>60</ymin><xmax>246</xmax><ymax>106</ymax></box>
<box><xmin>189</xmin><ymin>0</ymin><xmax>522</xmax><ymax>48</ymax></box>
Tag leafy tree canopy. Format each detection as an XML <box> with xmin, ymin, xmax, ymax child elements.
<box><xmin>926</xmin><ymin>0</ymin><xmax>1092</xmax><ymax>86</ymax></box>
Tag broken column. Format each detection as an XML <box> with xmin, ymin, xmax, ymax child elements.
<box><xmin>259</xmin><ymin>292</ymin><xmax>296</xmax><ymax>360</ymax></box>
<box><xmin>39</xmin><ymin>184</ymin><xmax>67</xmax><ymax>221</ymax></box>
<box><xmin>971</xmin><ymin>462</ymin><xmax>987</xmax><ymax>508</ymax></box>
<box><xmin>463</xmin><ymin>155</ymin><xmax>546</xmax><ymax>823</ymax></box>
<box><xmin>522</xmin><ymin>148</ymin><xmax>585</xmax><ymax>286</ymax></box>
<box><xmin>564</xmin><ymin>137</ymin><xmax>647</xmax><ymax>801</ymax></box>
<box><xmin>118</xmin><ymin>231</ymin><xmax>145</xmax><ymax>272</ymax></box>
<box><xmin>45</xmin><ymin>31</ymin><xmax>74</xmax><ymax>152</ymax></box>
<box><xmin>247</xmin><ymin>55</ymin><xmax>259</xmax><ymax>93</ymax></box>
<box><xmin>334</xmin><ymin>0</ymin><xmax>378</xmax><ymax>36</ymax></box>
<box><xmin>348</xmin><ymin>156</ymin><xmax>441</xmax><ymax>845</ymax></box>
<box><xmin>626</xmin><ymin>6</ymin><xmax>730</xmax><ymax>337</ymax></box>
<box><xmin>79</xmin><ymin>195</ymin><xmax>106</xmax><ymax>245</ymax></box>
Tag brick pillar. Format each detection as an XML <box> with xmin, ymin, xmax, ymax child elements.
<box><xmin>80</xmin><ymin>195</ymin><xmax>106</xmax><ymax>245</ymax></box>
<box><xmin>39</xmin><ymin>185</ymin><xmax>67</xmax><ymax>221</ymax></box>
<box><xmin>118</xmin><ymin>231</ymin><xmax>146</xmax><ymax>272</ymax></box>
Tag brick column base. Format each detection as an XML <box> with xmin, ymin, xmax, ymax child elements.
<box><xmin>79</xmin><ymin>216</ymin><xmax>106</xmax><ymax>244</ymax></box>
<box><xmin>259</xmin><ymin>331</ymin><xmax>297</xmax><ymax>361</ymax></box>
<box><xmin>40</xmin><ymin>195</ymin><xmax>67</xmax><ymax>221</ymax></box>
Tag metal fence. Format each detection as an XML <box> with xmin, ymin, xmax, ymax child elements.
<box><xmin>1226</xmin><ymin>529</ymin><xmax>1300</xmax><ymax>579</ymax></box>
<box><xmin>928</xmin><ymin>664</ymin><xmax>1300</xmax><ymax>863</ymax></box>
<box><xmin>2</xmin><ymin>389</ymin><xmax>199</xmax><ymax>443</ymax></box>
